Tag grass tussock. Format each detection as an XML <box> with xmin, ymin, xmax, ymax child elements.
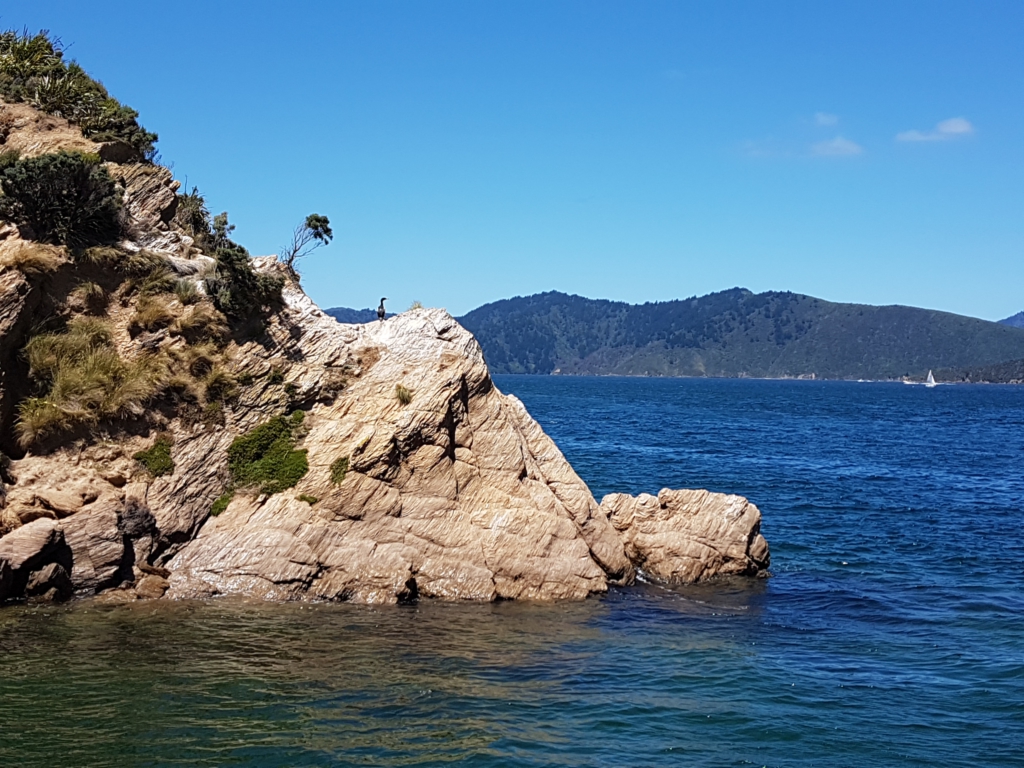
<box><xmin>203</xmin><ymin>367</ymin><xmax>238</xmax><ymax>404</ymax></box>
<box><xmin>395</xmin><ymin>384</ymin><xmax>413</xmax><ymax>405</ymax></box>
<box><xmin>174</xmin><ymin>301</ymin><xmax>227</xmax><ymax>342</ymax></box>
<box><xmin>130</xmin><ymin>294</ymin><xmax>176</xmax><ymax>333</ymax></box>
<box><xmin>71</xmin><ymin>280</ymin><xmax>107</xmax><ymax>313</ymax></box>
<box><xmin>173</xmin><ymin>279</ymin><xmax>200</xmax><ymax>305</ymax></box>
<box><xmin>297</xmin><ymin>494</ymin><xmax>318</xmax><ymax>505</ymax></box>
<box><xmin>17</xmin><ymin>317</ymin><xmax>168</xmax><ymax>447</ymax></box>
<box><xmin>0</xmin><ymin>241</ymin><xmax>64</xmax><ymax>277</ymax></box>
<box><xmin>134</xmin><ymin>434</ymin><xmax>174</xmax><ymax>477</ymax></box>
<box><xmin>227</xmin><ymin>411</ymin><xmax>308</xmax><ymax>495</ymax></box>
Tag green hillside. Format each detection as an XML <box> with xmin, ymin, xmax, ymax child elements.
<box><xmin>457</xmin><ymin>289</ymin><xmax>1024</xmax><ymax>380</ymax></box>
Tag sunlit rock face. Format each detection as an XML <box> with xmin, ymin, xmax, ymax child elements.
<box><xmin>601</xmin><ymin>489</ymin><xmax>770</xmax><ymax>584</ymax></box>
<box><xmin>167</xmin><ymin>285</ymin><xmax>635</xmax><ymax>604</ymax></box>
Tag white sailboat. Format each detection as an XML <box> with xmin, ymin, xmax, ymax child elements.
<box><xmin>925</xmin><ymin>370</ymin><xmax>937</xmax><ymax>388</ymax></box>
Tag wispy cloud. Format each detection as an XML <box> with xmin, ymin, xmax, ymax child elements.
<box><xmin>814</xmin><ymin>112</ymin><xmax>839</xmax><ymax>127</ymax></box>
<box><xmin>896</xmin><ymin>117</ymin><xmax>974</xmax><ymax>142</ymax></box>
<box><xmin>811</xmin><ymin>136</ymin><xmax>863</xmax><ymax>156</ymax></box>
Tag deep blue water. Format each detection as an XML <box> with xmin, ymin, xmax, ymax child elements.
<box><xmin>1</xmin><ymin>377</ymin><xmax>1022</xmax><ymax>767</ymax></box>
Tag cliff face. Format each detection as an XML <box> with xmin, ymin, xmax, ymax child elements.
<box><xmin>0</xmin><ymin>101</ymin><xmax>769</xmax><ymax>605</ymax></box>
<box><xmin>167</xmin><ymin>284</ymin><xmax>634</xmax><ymax>602</ymax></box>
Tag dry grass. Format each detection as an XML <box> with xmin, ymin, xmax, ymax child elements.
<box><xmin>174</xmin><ymin>301</ymin><xmax>227</xmax><ymax>342</ymax></box>
<box><xmin>17</xmin><ymin>317</ymin><xmax>168</xmax><ymax>447</ymax></box>
<box><xmin>130</xmin><ymin>294</ymin><xmax>177</xmax><ymax>333</ymax></box>
<box><xmin>395</xmin><ymin>383</ymin><xmax>413</xmax><ymax>405</ymax></box>
<box><xmin>174</xmin><ymin>278</ymin><xmax>200</xmax><ymax>305</ymax></box>
<box><xmin>0</xmin><ymin>241</ymin><xmax>64</xmax><ymax>277</ymax></box>
<box><xmin>71</xmin><ymin>280</ymin><xmax>107</xmax><ymax>312</ymax></box>
<box><xmin>81</xmin><ymin>246</ymin><xmax>166</xmax><ymax>276</ymax></box>
<box><xmin>203</xmin><ymin>367</ymin><xmax>238</xmax><ymax>403</ymax></box>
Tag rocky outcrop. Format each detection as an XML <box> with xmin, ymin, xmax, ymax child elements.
<box><xmin>601</xmin><ymin>489</ymin><xmax>770</xmax><ymax>583</ymax></box>
<box><xmin>0</xmin><ymin>259</ymin><xmax>772</xmax><ymax>604</ymax></box>
<box><xmin>167</xmin><ymin>285</ymin><xmax>635</xmax><ymax>603</ymax></box>
<box><xmin>0</xmin><ymin>100</ymin><xmax>771</xmax><ymax>606</ymax></box>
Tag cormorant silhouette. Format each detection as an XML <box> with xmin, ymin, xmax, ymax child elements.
<box><xmin>377</xmin><ymin>297</ymin><xmax>387</xmax><ymax>321</ymax></box>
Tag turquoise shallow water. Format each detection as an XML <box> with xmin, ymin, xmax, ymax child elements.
<box><xmin>1</xmin><ymin>377</ymin><xmax>1023</xmax><ymax>767</ymax></box>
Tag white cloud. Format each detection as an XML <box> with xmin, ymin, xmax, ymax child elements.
<box><xmin>811</xmin><ymin>136</ymin><xmax>864</xmax><ymax>156</ymax></box>
<box><xmin>896</xmin><ymin>116</ymin><xmax>974</xmax><ymax>142</ymax></box>
<box><xmin>815</xmin><ymin>112</ymin><xmax>839</xmax><ymax>126</ymax></box>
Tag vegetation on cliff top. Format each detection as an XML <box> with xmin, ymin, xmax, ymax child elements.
<box><xmin>0</xmin><ymin>28</ymin><xmax>157</xmax><ymax>158</ymax></box>
<box><xmin>458</xmin><ymin>290</ymin><xmax>1024</xmax><ymax>380</ymax></box>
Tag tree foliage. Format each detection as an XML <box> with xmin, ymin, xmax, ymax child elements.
<box><xmin>280</xmin><ymin>213</ymin><xmax>332</xmax><ymax>270</ymax></box>
<box><xmin>0</xmin><ymin>150</ymin><xmax>122</xmax><ymax>247</ymax></box>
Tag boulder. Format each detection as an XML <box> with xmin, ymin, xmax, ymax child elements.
<box><xmin>25</xmin><ymin>562</ymin><xmax>73</xmax><ymax>603</ymax></box>
<box><xmin>62</xmin><ymin>499</ymin><xmax>127</xmax><ymax>593</ymax></box>
<box><xmin>600</xmin><ymin>489</ymin><xmax>770</xmax><ymax>583</ymax></box>
<box><xmin>0</xmin><ymin>518</ymin><xmax>72</xmax><ymax>601</ymax></box>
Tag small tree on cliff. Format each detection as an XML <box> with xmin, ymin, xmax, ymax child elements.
<box><xmin>280</xmin><ymin>213</ymin><xmax>332</xmax><ymax>273</ymax></box>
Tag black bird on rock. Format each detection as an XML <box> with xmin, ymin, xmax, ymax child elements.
<box><xmin>377</xmin><ymin>298</ymin><xmax>387</xmax><ymax>321</ymax></box>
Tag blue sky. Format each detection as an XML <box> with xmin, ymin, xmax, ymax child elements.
<box><xmin>6</xmin><ymin>1</ymin><xmax>1022</xmax><ymax>319</ymax></box>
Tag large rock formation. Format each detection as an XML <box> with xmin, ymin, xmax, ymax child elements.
<box><xmin>166</xmin><ymin>284</ymin><xmax>635</xmax><ymax>603</ymax></box>
<box><xmin>0</xmin><ymin>98</ymin><xmax>771</xmax><ymax>605</ymax></box>
<box><xmin>0</xmin><ymin>262</ymin><xmax>770</xmax><ymax>604</ymax></box>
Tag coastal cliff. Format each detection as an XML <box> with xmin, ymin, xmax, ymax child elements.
<box><xmin>0</xmin><ymin>48</ymin><xmax>768</xmax><ymax>605</ymax></box>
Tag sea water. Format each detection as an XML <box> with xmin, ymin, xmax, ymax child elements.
<box><xmin>0</xmin><ymin>377</ymin><xmax>1021</xmax><ymax>767</ymax></box>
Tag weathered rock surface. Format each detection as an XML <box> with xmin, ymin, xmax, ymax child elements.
<box><xmin>0</xmin><ymin>517</ymin><xmax>72</xmax><ymax>601</ymax></box>
<box><xmin>601</xmin><ymin>489</ymin><xmax>770</xmax><ymax>583</ymax></box>
<box><xmin>25</xmin><ymin>562</ymin><xmax>73</xmax><ymax>603</ymax></box>
<box><xmin>167</xmin><ymin>283</ymin><xmax>635</xmax><ymax>603</ymax></box>
<box><xmin>0</xmin><ymin>257</ymin><xmax>771</xmax><ymax>604</ymax></box>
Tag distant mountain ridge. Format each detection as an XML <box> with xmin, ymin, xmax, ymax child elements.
<box><xmin>1000</xmin><ymin>311</ymin><xmax>1024</xmax><ymax>329</ymax></box>
<box><xmin>456</xmin><ymin>289</ymin><xmax>1024</xmax><ymax>380</ymax></box>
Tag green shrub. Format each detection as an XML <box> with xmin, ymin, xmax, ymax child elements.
<box><xmin>210</xmin><ymin>491</ymin><xmax>233</xmax><ymax>516</ymax></box>
<box><xmin>0</xmin><ymin>150</ymin><xmax>121</xmax><ymax>247</ymax></box>
<box><xmin>396</xmin><ymin>384</ymin><xmax>413</xmax><ymax>405</ymax></box>
<box><xmin>0</xmin><ymin>30</ymin><xmax>157</xmax><ymax>158</ymax></box>
<box><xmin>227</xmin><ymin>413</ymin><xmax>308</xmax><ymax>495</ymax></box>
<box><xmin>134</xmin><ymin>435</ymin><xmax>174</xmax><ymax>477</ymax></box>
<box><xmin>204</xmin><ymin>213</ymin><xmax>283</xmax><ymax>317</ymax></box>
<box><xmin>267</xmin><ymin>367</ymin><xmax>284</xmax><ymax>385</ymax></box>
<box><xmin>330</xmin><ymin>456</ymin><xmax>349</xmax><ymax>485</ymax></box>
<box><xmin>297</xmin><ymin>494</ymin><xmax>318</xmax><ymax>505</ymax></box>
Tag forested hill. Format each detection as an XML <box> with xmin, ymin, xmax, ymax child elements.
<box><xmin>456</xmin><ymin>289</ymin><xmax>1024</xmax><ymax>380</ymax></box>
